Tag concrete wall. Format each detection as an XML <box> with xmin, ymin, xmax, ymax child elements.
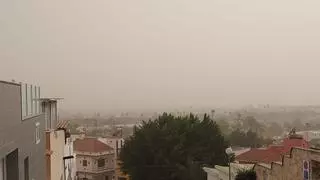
<box><xmin>254</xmin><ymin>148</ymin><xmax>320</xmax><ymax>180</ymax></box>
<box><xmin>65</xmin><ymin>137</ymin><xmax>76</xmax><ymax>180</ymax></box>
<box><xmin>50</xmin><ymin>130</ymin><xmax>65</xmax><ymax>180</ymax></box>
<box><xmin>75</xmin><ymin>152</ymin><xmax>115</xmax><ymax>180</ymax></box>
<box><xmin>0</xmin><ymin>81</ymin><xmax>46</xmax><ymax>180</ymax></box>
<box><xmin>76</xmin><ymin>153</ymin><xmax>115</xmax><ymax>173</ymax></box>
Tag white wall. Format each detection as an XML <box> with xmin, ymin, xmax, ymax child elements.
<box><xmin>65</xmin><ymin>137</ymin><xmax>76</xmax><ymax>180</ymax></box>
<box><xmin>50</xmin><ymin>130</ymin><xmax>65</xmax><ymax>180</ymax></box>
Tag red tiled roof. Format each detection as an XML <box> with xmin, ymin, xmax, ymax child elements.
<box><xmin>235</xmin><ymin>137</ymin><xmax>309</xmax><ymax>164</ymax></box>
<box><xmin>56</xmin><ymin>120</ymin><xmax>69</xmax><ymax>130</ymax></box>
<box><xmin>236</xmin><ymin>148</ymin><xmax>283</xmax><ymax>164</ymax></box>
<box><xmin>74</xmin><ymin>138</ymin><xmax>114</xmax><ymax>153</ymax></box>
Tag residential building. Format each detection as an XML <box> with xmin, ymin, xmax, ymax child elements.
<box><xmin>0</xmin><ymin>81</ymin><xmax>45</xmax><ymax>180</ymax></box>
<box><xmin>202</xmin><ymin>148</ymin><xmax>252</xmax><ymax>180</ymax></box>
<box><xmin>42</xmin><ymin>98</ymin><xmax>75</xmax><ymax>180</ymax></box>
<box><xmin>74</xmin><ymin>137</ymin><xmax>115</xmax><ymax>180</ymax></box>
<box><xmin>236</xmin><ymin>134</ymin><xmax>309</xmax><ymax>164</ymax></box>
<box><xmin>98</xmin><ymin>137</ymin><xmax>128</xmax><ymax>180</ymax></box>
<box><xmin>203</xmin><ymin>163</ymin><xmax>254</xmax><ymax>180</ymax></box>
<box><xmin>297</xmin><ymin>130</ymin><xmax>320</xmax><ymax>142</ymax></box>
<box><xmin>254</xmin><ymin>147</ymin><xmax>320</xmax><ymax>180</ymax></box>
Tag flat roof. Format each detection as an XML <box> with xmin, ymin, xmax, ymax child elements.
<box><xmin>39</xmin><ymin>98</ymin><xmax>64</xmax><ymax>102</ymax></box>
<box><xmin>0</xmin><ymin>80</ymin><xmax>20</xmax><ymax>86</ymax></box>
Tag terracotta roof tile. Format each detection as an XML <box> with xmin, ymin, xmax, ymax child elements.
<box><xmin>74</xmin><ymin>137</ymin><xmax>114</xmax><ymax>153</ymax></box>
<box><xmin>236</xmin><ymin>138</ymin><xmax>309</xmax><ymax>164</ymax></box>
<box><xmin>56</xmin><ymin>120</ymin><xmax>69</xmax><ymax>130</ymax></box>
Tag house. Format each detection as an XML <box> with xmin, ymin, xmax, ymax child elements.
<box><xmin>254</xmin><ymin>147</ymin><xmax>320</xmax><ymax>180</ymax></box>
<box><xmin>98</xmin><ymin>137</ymin><xmax>128</xmax><ymax>180</ymax></box>
<box><xmin>203</xmin><ymin>163</ymin><xmax>254</xmax><ymax>180</ymax></box>
<box><xmin>0</xmin><ymin>81</ymin><xmax>45</xmax><ymax>180</ymax></box>
<box><xmin>236</xmin><ymin>134</ymin><xmax>309</xmax><ymax>164</ymax></box>
<box><xmin>42</xmin><ymin>98</ymin><xmax>76</xmax><ymax>180</ymax></box>
<box><xmin>202</xmin><ymin>148</ymin><xmax>252</xmax><ymax>180</ymax></box>
<box><xmin>74</xmin><ymin>137</ymin><xmax>115</xmax><ymax>180</ymax></box>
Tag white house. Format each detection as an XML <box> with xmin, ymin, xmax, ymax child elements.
<box><xmin>203</xmin><ymin>163</ymin><xmax>254</xmax><ymax>180</ymax></box>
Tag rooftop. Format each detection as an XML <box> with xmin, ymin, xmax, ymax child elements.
<box><xmin>56</xmin><ymin>120</ymin><xmax>70</xmax><ymax>130</ymax></box>
<box><xmin>236</xmin><ymin>137</ymin><xmax>309</xmax><ymax>164</ymax></box>
<box><xmin>74</xmin><ymin>137</ymin><xmax>114</xmax><ymax>153</ymax></box>
<box><xmin>39</xmin><ymin>97</ymin><xmax>64</xmax><ymax>102</ymax></box>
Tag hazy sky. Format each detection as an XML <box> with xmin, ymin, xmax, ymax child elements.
<box><xmin>1</xmin><ymin>0</ymin><xmax>320</xmax><ymax>112</ymax></box>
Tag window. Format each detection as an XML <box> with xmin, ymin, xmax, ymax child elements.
<box><xmin>24</xmin><ymin>157</ymin><xmax>29</xmax><ymax>180</ymax></box>
<box><xmin>21</xmin><ymin>83</ymin><xmax>41</xmax><ymax>120</ymax></box>
<box><xmin>105</xmin><ymin>176</ymin><xmax>109</xmax><ymax>180</ymax></box>
<box><xmin>37</xmin><ymin>87</ymin><xmax>40</xmax><ymax>113</ymax></box>
<box><xmin>27</xmin><ymin>85</ymin><xmax>32</xmax><ymax>116</ymax></box>
<box><xmin>21</xmin><ymin>84</ymin><xmax>27</xmax><ymax>117</ymax></box>
<box><xmin>311</xmin><ymin>160</ymin><xmax>320</xmax><ymax>179</ymax></box>
<box><xmin>82</xmin><ymin>160</ymin><xmax>87</xmax><ymax>167</ymax></box>
<box><xmin>35</xmin><ymin>122</ymin><xmax>40</xmax><ymax>144</ymax></box>
<box><xmin>51</xmin><ymin>103</ymin><xmax>57</xmax><ymax>126</ymax></box>
<box><xmin>33</xmin><ymin>86</ymin><xmax>37</xmax><ymax>115</ymax></box>
<box><xmin>98</xmin><ymin>159</ymin><xmax>105</xmax><ymax>167</ymax></box>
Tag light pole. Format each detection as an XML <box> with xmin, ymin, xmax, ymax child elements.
<box><xmin>225</xmin><ymin>147</ymin><xmax>233</xmax><ymax>180</ymax></box>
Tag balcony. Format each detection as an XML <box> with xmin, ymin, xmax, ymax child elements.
<box><xmin>78</xmin><ymin>167</ymin><xmax>114</xmax><ymax>174</ymax></box>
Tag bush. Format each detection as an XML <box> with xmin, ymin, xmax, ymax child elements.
<box><xmin>235</xmin><ymin>169</ymin><xmax>257</xmax><ymax>180</ymax></box>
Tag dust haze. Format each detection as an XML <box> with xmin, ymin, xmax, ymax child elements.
<box><xmin>1</xmin><ymin>0</ymin><xmax>320</xmax><ymax>113</ymax></box>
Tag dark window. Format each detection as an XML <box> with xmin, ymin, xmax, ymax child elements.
<box><xmin>312</xmin><ymin>160</ymin><xmax>320</xmax><ymax>179</ymax></box>
<box><xmin>118</xmin><ymin>177</ymin><xmax>127</xmax><ymax>180</ymax></box>
<box><xmin>82</xmin><ymin>160</ymin><xmax>87</xmax><ymax>167</ymax></box>
<box><xmin>6</xmin><ymin>149</ymin><xmax>19</xmax><ymax>180</ymax></box>
<box><xmin>98</xmin><ymin>159</ymin><xmax>105</xmax><ymax>167</ymax></box>
<box><xmin>82</xmin><ymin>178</ymin><xmax>88</xmax><ymax>180</ymax></box>
<box><xmin>105</xmin><ymin>176</ymin><xmax>109</xmax><ymax>180</ymax></box>
<box><xmin>24</xmin><ymin>157</ymin><xmax>29</xmax><ymax>180</ymax></box>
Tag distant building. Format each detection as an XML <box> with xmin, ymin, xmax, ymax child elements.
<box><xmin>236</xmin><ymin>134</ymin><xmax>309</xmax><ymax>164</ymax></box>
<box><xmin>254</xmin><ymin>147</ymin><xmax>320</xmax><ymax>180</ymax></box>
<box><xmin>297</xmin><ymin>130</ymin><xmax>320</xmax><ymax>141</ymax></box>
<box><xmin>0</xmin><ymin>81</ymin><xmax>45</xmax><ymax>180</ymax></box>
<box><xmin>74</xmin><ymin>137</ymin><xmax>115</xmax><ymax>180</ymax></box>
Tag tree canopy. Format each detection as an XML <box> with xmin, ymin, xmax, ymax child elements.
<box><xmin>228</xmin><ymin>128</ymin><xmax>272</xmax><ymax>148</ymax></box>
<box><xmin>119</xmin><ymin>113</ymin><xmax>229</xmax><ymax>180</ymax></box>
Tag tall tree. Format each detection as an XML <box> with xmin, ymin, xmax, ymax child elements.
<box><xmin>119</xmin><ymin>113</ymin><xmax>229</xmax><ymax>180</ymax></box>
<box><xmin>216</xmin><ymin>118</ymin><xmax>230</xmax><ymax>135</ymax></box>
<box><xmin>243</xmin><ymin>116</ymin><xmax>264</xmax><ymax>135</ymax></box>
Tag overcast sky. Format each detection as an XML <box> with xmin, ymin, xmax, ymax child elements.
<box><xmin>1</xmin><ymin>0</ymin><xmax>320</xmax><ymax>112</ymax></box>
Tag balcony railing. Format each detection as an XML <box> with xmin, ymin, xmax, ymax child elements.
<box><xmin>78</xmin><ymin>167</ymin><xmax>114</xmax><ymax>174</ymax></box>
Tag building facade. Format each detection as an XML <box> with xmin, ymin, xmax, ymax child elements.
<box><xmin>0</xmin><ymin>81</ymin><xmax>45</xmax><ymax>180</ymax></box>
<box><xmin>254</xmin><ymin>147</ymin><xmax>320</xmax><ymax>180</ymax></box>
<box><xmin>43</xmin><ymin>99</ymin><xmax>76</xmax><ymax>180</ymax></box>
<box><xmin>98</xmin><ymin>137</ymin><xmax>128</xmax><ymax>180</ymax></box>
<box><xmin>74</xmin><ymin>137</ymin><xmax>115</xmax><ymax>180</ymax></box>
<box><xmin>203</xmin><ymin>163</ymin><xmax>254</xmax><ymax>180</ymax></box>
